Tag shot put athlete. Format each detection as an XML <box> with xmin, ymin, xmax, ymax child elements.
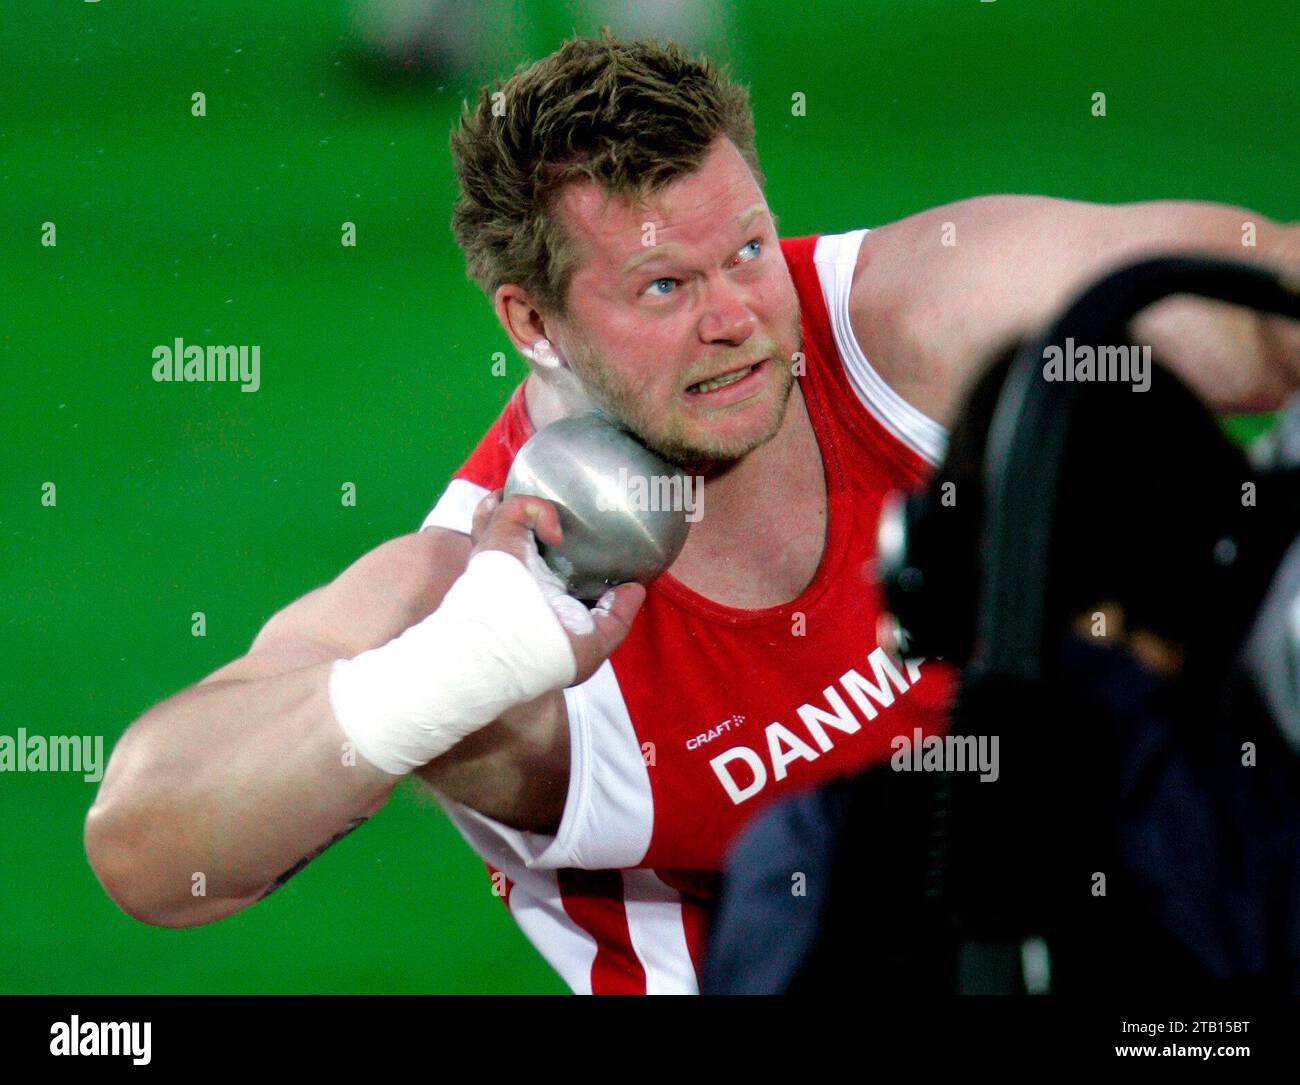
<box><xmin>85</xmin><ymin>33</ymin><xmax>1300</xmax><ymax>993</ymax></box>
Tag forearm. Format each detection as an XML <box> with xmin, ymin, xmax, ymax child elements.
<box><xmin>85</xmin><ymin>662</ymin><xmax>399</xmax><ymax>927</ymax></box>
<box><xmin>1129</xmin><ymin>216</ymin><xmax>1300</xmax><ymax>413</ymax></box>
<box><xmin>1131</xmin><ymin>294</ymin><xmax>1300</xmax><ymax>414</ymax></box>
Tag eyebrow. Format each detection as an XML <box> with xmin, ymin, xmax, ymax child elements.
<box><xmin>620</xmin><ymin>202</ymin><xmax>771</xmax><ymax>276</ymax></box>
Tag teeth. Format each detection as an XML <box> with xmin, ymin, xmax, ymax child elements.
<box><xmin>693</xmin><ymin>365</ymin><xmax>754</xmax><ymax>393</ymax></box>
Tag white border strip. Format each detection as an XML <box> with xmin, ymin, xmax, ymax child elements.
<box><xmin>621</xmin><ymin>869</ymin><xmax>699</xmax><ymax>995</ymax></box>
<box><xmin>421</xmin><ymin>477</ymin><xmax>490</xmax><ymax>535</ymax></box>
<box><xmin>813</xmin><ymin>229</ymin><xmax>948</xmax><ymax>465</ymax></box>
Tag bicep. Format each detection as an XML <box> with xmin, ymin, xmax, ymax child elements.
<box><xmin>849</xmin><ymin>196</ymin><xmax>1069</xmax><ymax>425</ymax></box>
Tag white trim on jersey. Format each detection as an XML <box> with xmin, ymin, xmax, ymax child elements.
<box><xmin>559</xmin><ymin>661</ymin><xmax>656</xmax><ymax>867</ymax></box>
<box><xmin>622</xmin><ymin>870</ymin><xmax>701</xmax><ymax>995</ymax></box>
<box><xmin>496</xmin><ymin>874</ymin><xmax>600</xmax><ymax>995</ymax></box>
<box><xmin>813</xmin><ymin>229</ymin><xmax>949</xmax><ymax>465</ymax></box>
<box><xmin>431</xmin><ymin>660</ymin><xmax>653</xmax><ymax>871</ymax></box>
<box><xmin>421</xmin><ymin>476</ymin><xmax>490</xmax><ymax>533</ymax></box>
<box><xmin>431</xmin><ymin>797</ymin><xmax>602</xmax><ymax>992</ymax></box>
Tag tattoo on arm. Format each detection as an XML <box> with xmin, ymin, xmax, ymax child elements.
<box><xmin>257</xmin><ymin>815</ymin><xmax>370</xmax><ymax>902</ymax></box>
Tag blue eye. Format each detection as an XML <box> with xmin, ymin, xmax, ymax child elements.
<box><xmin>642</xmin><ymin>240</ymin><xmax>761</xmax><ymax>298</ymax></box>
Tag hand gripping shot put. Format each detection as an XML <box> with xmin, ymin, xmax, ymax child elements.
<box><xmin>328</xmin><ymin>412</ymin><xmax>685</xmax><ymax>775</ymax></box>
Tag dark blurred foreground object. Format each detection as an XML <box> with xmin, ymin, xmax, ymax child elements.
<box><xmin>703</xmin><ymin>256</ymin><xmax>1300</xmax><ymax>994</ymax></box>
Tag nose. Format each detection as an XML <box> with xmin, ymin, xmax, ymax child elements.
<box><xmin>697</xmin><ymin>274</ymin><xmax>758</xmax><ymax>346</ymax></box>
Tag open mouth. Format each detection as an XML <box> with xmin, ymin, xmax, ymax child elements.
<box><xmin>687</xmin><ymin>358</ymin><xmax>767</xmax><ymax>395</ymax></box>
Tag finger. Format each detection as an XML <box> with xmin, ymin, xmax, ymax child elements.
<box><xmin>571</xmin><ymin>582</ymin><xmax>646</xmax><ymax>682</ymax></box>
<box><xmin>475</xmin><ymin>495</ymin><xmax>564</xmax><ymax>564</ymax></box>
<box><xmin>520</xmin><ymin>497</ymin><xmax>565</xmax><ymax>548</ymax></box>
<box><xmin>469</xmin><ymin>489</ymin><xmax>503</xmax><ymax>546</ymax></box>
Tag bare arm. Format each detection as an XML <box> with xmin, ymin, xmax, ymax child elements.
<box><xmin>851</xmin><ymin>195</ymin><xmax>1300</xmax><ymax>425</ymax></box>
<box><xmin>84</xmin><ymin>525</ymin><xmax>565</xmax><ymax>927</ymax></box>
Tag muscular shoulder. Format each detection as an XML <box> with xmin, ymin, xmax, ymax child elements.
<box><xmin>854</xmin><ymin>194</ymin><xmax>1099</xmax><ymax>301</ymax></box>
<box><xmin>846</xmin><ymin>195</ymin><xmax>1093</xmax><ymax>425</ymax></box>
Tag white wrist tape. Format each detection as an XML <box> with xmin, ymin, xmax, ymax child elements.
<box><xmin>327</xmin><ymin>548</ymin><xmax>578</xmax><ymax>775</ymax></box>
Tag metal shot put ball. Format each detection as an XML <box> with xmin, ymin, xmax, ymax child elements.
<box><xmin>502</xmin><ymin>412</ymin><xmax>692</xmax><ymax>602</ymax></box>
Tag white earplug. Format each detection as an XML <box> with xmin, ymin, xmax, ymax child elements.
<box><xmin>530</xmin><ymin>338</ymin><xmax>562</xmax><ymax>369</ymax></box>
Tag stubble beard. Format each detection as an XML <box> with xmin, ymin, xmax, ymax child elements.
<box><xmin>563</xmin><ymin>321</ymin><xmax>804</xmax><ymax>472</ymax></box>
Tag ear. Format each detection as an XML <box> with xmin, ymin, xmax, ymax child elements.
<box><xmin>495</xmin><ymin>284</ymin><xmax>555</xmax><ymax>362</ymax></box>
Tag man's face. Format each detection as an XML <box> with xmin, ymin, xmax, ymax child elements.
<box><xmin>546</xmin><ymin>136</ymin><xmax>803</xmax><ymax>468</ymax></box>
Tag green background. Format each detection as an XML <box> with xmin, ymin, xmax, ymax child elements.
<box><xmin>2</xmin><ymin>0</ymin><xmax>1294</xmax><ymax>994</ymax></box>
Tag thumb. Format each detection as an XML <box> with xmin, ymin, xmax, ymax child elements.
<box><xmin>570</xmin><ymin>582</ymin><xmax>647</xmax><ymax>683</ymax></box>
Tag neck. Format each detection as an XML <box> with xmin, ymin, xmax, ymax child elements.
<box><xmin>668</xmin><ymin>381</ymin><xmax>827</xmax><ymax>606</ymax></box>
<box><xmin>523</xmin><ymin>367</ymin><xmax>593</xmax><ymax>430</ymax></box>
